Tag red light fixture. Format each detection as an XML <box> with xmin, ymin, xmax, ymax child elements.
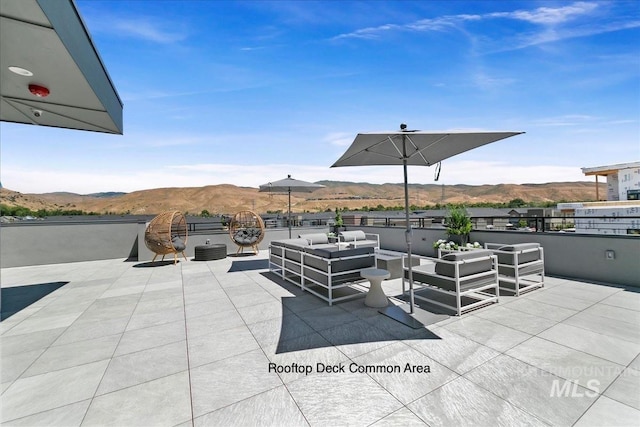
<box><xmin>28</xmin><ymin>84</ymin><xmax>50</xmax><ymax>97</ymax></box>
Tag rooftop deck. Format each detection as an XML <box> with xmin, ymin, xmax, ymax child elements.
<box><xmin>1</xmin><ymin>252</ymin><xmax>639</xmax><ymax>426</ymax></box>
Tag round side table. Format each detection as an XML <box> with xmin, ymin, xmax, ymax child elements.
<box><xmin>194</xmin><ymin>244</ymin><xmax>227</xmax><ymax>261</ymax></box>
<box><xmin>361</xmin><ymin>268</ymin><xmax>391</xmax><ymax>307</ymax></box>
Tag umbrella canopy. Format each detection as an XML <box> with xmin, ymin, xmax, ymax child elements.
<box><xmin>259</xmin><ymin>175</ymin><xmax>325</xmax><ymax>238</ymax></box>
<box><xmin>331</xmin><ymin>126</ymin><xmax>524</xmax><ymax>327</ymax></box>
<box><xmin>332</xmin><ymin>131</ymin><xmax>523</xmax><ymax>167</ymax></box>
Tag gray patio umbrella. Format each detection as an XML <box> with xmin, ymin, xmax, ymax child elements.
<box><xmin>259</xmin><ymin>175</ymin><xmax>326</xmax><ymax>238</ymax></box>
<box><xmin>331</xmin><ymin>124</ymin><xmax>524</xmax><ymax>327</ymax></box>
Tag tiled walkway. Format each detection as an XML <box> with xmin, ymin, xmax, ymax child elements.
<box><xmin>1</xmin><ymin>254</ymin><xmax>639</xmax><ymax>426</ymax></box>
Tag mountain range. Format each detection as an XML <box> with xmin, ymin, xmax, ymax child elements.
<box><xmin>0</xmin><ymin>181</ymin><xmax>604</xmax><ymax>215</ymax></box>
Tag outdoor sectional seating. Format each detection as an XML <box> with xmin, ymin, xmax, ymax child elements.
<box><xmin>269</xmin><ymin>238</ymin><xmax>375</xmax><ymax>305</ymax></box>
<box><xmin>405</xmin><ymin>249</ymin><xmax>499</xmax><ymax>316</ymax></box>
<box><xmin>484</xmin><ymin>242</ymin><xmax>545</xmax><ymax>296</ymax></box>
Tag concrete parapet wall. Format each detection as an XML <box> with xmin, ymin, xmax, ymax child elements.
<box><xmin>0</xmin><ymin>221</ymin><xmax>141</xmax><ymax>268</ymax></box>
<box><xmin>0</xmin><ymin>221</ymin><xmax>326</xmax><ymax>268</ymax></box>
<box><xmin>350</xmin><ymin>226</ymin><xmax>639</xmax><ymax>288</ymax></box>
<box><xmin>471</xmin><ymin>230</ymin><xmax>640</xmax><ymax>287</ymax></box>
<box><xmin>2</xmin><ymin>221</ymin><xmax>638</xmax><ymax>288</ymax></box>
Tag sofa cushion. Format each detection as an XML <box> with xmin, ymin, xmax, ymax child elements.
<box><xmin>304</xmin><ymin>245</ymin><xmax>374</xmax><ymax>259</ymax></box>
<box><xmin>299</xmin><ymin>233</ymin><xmax>329</xmax><ymax>245</ymax></box>
<box><xmin>339</xmin><ymin>230</ymin><xmax>366</xmax><ymax>241</ymax></box>
<box><xmin>171</xmin><ymin>236</ymin><xmax>186</xmax><ymax>252</ymax></box>
<box><xmin>303</xmin><ymin>246</ymin><xmax>375</xmax><ymax>274</ymax></box>
<box><xmin>271</xmin><ymin>238</ymin><xmax>309</xmax><ymax>249</ymax></box>
<box><xmin>435</xmin><ymin>250</ymin><xmax>493</xmax><ymax>278</ymax></box>
<box><xmin>496</xmin><ymin>243</ymin><xmax>541</xmax><ymax>265</ymax></box>
<box><xmin>281</xmin><ymin>239</ymin><xmax>310</xmax><ymax>249</ymax></box>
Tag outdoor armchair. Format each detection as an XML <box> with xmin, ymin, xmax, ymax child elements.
<box><xmin>229</xmin><ymin>210</ymin><xmax>265</xmax><ymax>255</ymax></box>
<box><xmin>144</xmin><ymin>211</ymin><xmax>188</xmax><ymax>264</ymax></box>
<box><xmin>405</xmin><ymin>250</ymin><xmax>499</xmax><ymax>316</ymax></box>
<box><xmin>484</xmin><ymin>243</ymin><xmax>545</xmax><ymax>296</ymax></box>
<box><xmin>338</xmin><ymin>230</ymin><xmax>380</xmax><ymax>249</ymax></box>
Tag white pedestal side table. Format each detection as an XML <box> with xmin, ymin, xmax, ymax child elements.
<box><xmin>361</xmin><ymin>268</ymin><xmax>391</xmax><ymax>307</ymax></box>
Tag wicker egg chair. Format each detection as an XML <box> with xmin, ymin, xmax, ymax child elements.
<box><xmin>144</xmin><ymin>211</ymin><xmax>188</xmax><ymax>264</ymax></box>
<box><xmin>229</xmin><ymin>210</ymin><xmax>265</xmax><ymax>255</ymax></box>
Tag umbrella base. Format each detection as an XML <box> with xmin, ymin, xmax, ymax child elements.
<box><xmin>378</xmin><ymin>303</ymin><xmax>443</xmax><ymax>329</ymax></box>
<box><xmin>378</xmin><ymin>304</ymin><xmax>429</xmax><ymax>329</ymax></box>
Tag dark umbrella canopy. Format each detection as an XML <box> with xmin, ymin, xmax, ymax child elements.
<box><xmin>332</xmin><ymin>130</ymin><xmax>523</xmax><ymax>167</ymax></box>
<box><xmin>331</xmin><ymin>126</ymin><xmax>524</xmax><ymax>327</ymax></box>
<box><xmin>259</xmin><ymin>175</ymin><xmax>325</xmax><ymax>238</ymax></box>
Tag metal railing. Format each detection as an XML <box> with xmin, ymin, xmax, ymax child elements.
<box><xmin>184</xmin><ymin>215</ymin><xmax>640</xmax><ymax>235</ymax></box>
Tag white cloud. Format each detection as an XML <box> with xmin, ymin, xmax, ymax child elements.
<box><xmin>472</xmin><ymin>72</ymin><xmax>517</xmax><ymax>90</ymax></box>
<box><xmin>493</xmin><ymin>20</ymin><xmax>640</xmax><ymax>52</ymax></box>
<box><xmin>2</xmin><ymin>161</ymin><xmax>589</xmax><ymax>194</ymax></box>
<box><xmin>490</xmin><ymin>2</ymin><xmax>598</xmax><ymax>25</ymax></box>
<box><xmin>114</xmin><ymin>19</ymin><xmax>187</xmax><ymax>43</ymax></box>
<box><xmin>331</xmin><ymin>2</ymin><xmax>638</xmax><ymax>52</ymax></box>
<box><xmin>332</xmin><ymin>23</ymin><xmax>402</xmax><ymax>40</ymax></box>
<box><xmin>324</xmin><ymin>132</ymin><xmax>354</xmax><ymax>146</ymax></box>
<box><xmin>533</xmin><ymin>115</ymin><xmax>599</xmax><ymax>127</ymax></box>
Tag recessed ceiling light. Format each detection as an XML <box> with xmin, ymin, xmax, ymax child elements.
<box><xmin>8</xmin><ymin>66</ymin><xmax>33</xmax><ymax>76</ymax></box>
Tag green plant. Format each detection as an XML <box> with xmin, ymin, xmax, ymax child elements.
<box><xmin>334</xmin><ymin>208</ymin><xmax>343</xmax><ymax>227</ymax></box>
<box><xmin>445</xmin><ymin>206</ymin><xmax>472</xmax><ymax>244</ymax></box>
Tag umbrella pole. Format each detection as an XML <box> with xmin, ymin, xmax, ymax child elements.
<box><xmin>288</xmin><ymin>189</ymin><xmax>292</xmax><ymax>238</ymax></box>
<box><xmin>403</xmin><ymin>157</ymin><xmax>415</xmax><ymax>314</ymax></box>
<box><xmin>378</xmin><ymin>133</ymin><xmax>421</xmax><ymax>328</ymax></box>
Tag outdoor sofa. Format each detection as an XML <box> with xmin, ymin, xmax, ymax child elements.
<box><xmin>269</xmin><ymin>237</ymin><xmax>375</xmax><ymax>305</ymax></box>
<box><xmin>405</xmin><ymin>249</ymin><xmax>499</xmax><ymax>316</ymax></box>
<box><xmin>484</xmin><ymin>242</ymin><xmax>545</xmax><ymax>296</ymax></box>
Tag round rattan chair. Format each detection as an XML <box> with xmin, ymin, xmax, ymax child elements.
<box><xmin>144</xmin><ymin>211</ymin><xmax>188</xmax><ymax>264</ymax></box>
<box><xmin>229</xmin><ymin>210</ymin><xmax>265</xmax><ymax>255</ymax></box>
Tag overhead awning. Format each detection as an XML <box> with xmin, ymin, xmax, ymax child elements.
<box><xmin>0</xmin><ymin>0</ymin><xmax>123</xmax><ymax>134</ymax></box>
<box><xmin>581</xmin><ymin>162</ymin><xmax>640</xmax><ymax>176</ymax></box>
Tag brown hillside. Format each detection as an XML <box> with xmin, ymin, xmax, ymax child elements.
<box><xmin>1</xmin><ymin>181</ymin><xmax>604</xmax><ymax>215</ymax></box>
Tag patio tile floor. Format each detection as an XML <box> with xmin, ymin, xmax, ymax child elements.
<box><xmin>1</xmin><ymin>253</ymin><xmax>639</xmax><ymax>426</ymax></box>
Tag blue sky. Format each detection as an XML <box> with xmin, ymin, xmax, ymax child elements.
<box><xmin>1</xmin><ymin>0</ymin><xmax>639</xmax><ymax>194</ymax></box>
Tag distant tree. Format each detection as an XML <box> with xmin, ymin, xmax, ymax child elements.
<box><xmin>200</xmin><ymin>209</ymin><xmax>211</xmax><ymax>217</ymax></box>
<box><xmin>508</xmin><ymin>198</ymin><xmax>527</xmax><ymax>208</ymax></box>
